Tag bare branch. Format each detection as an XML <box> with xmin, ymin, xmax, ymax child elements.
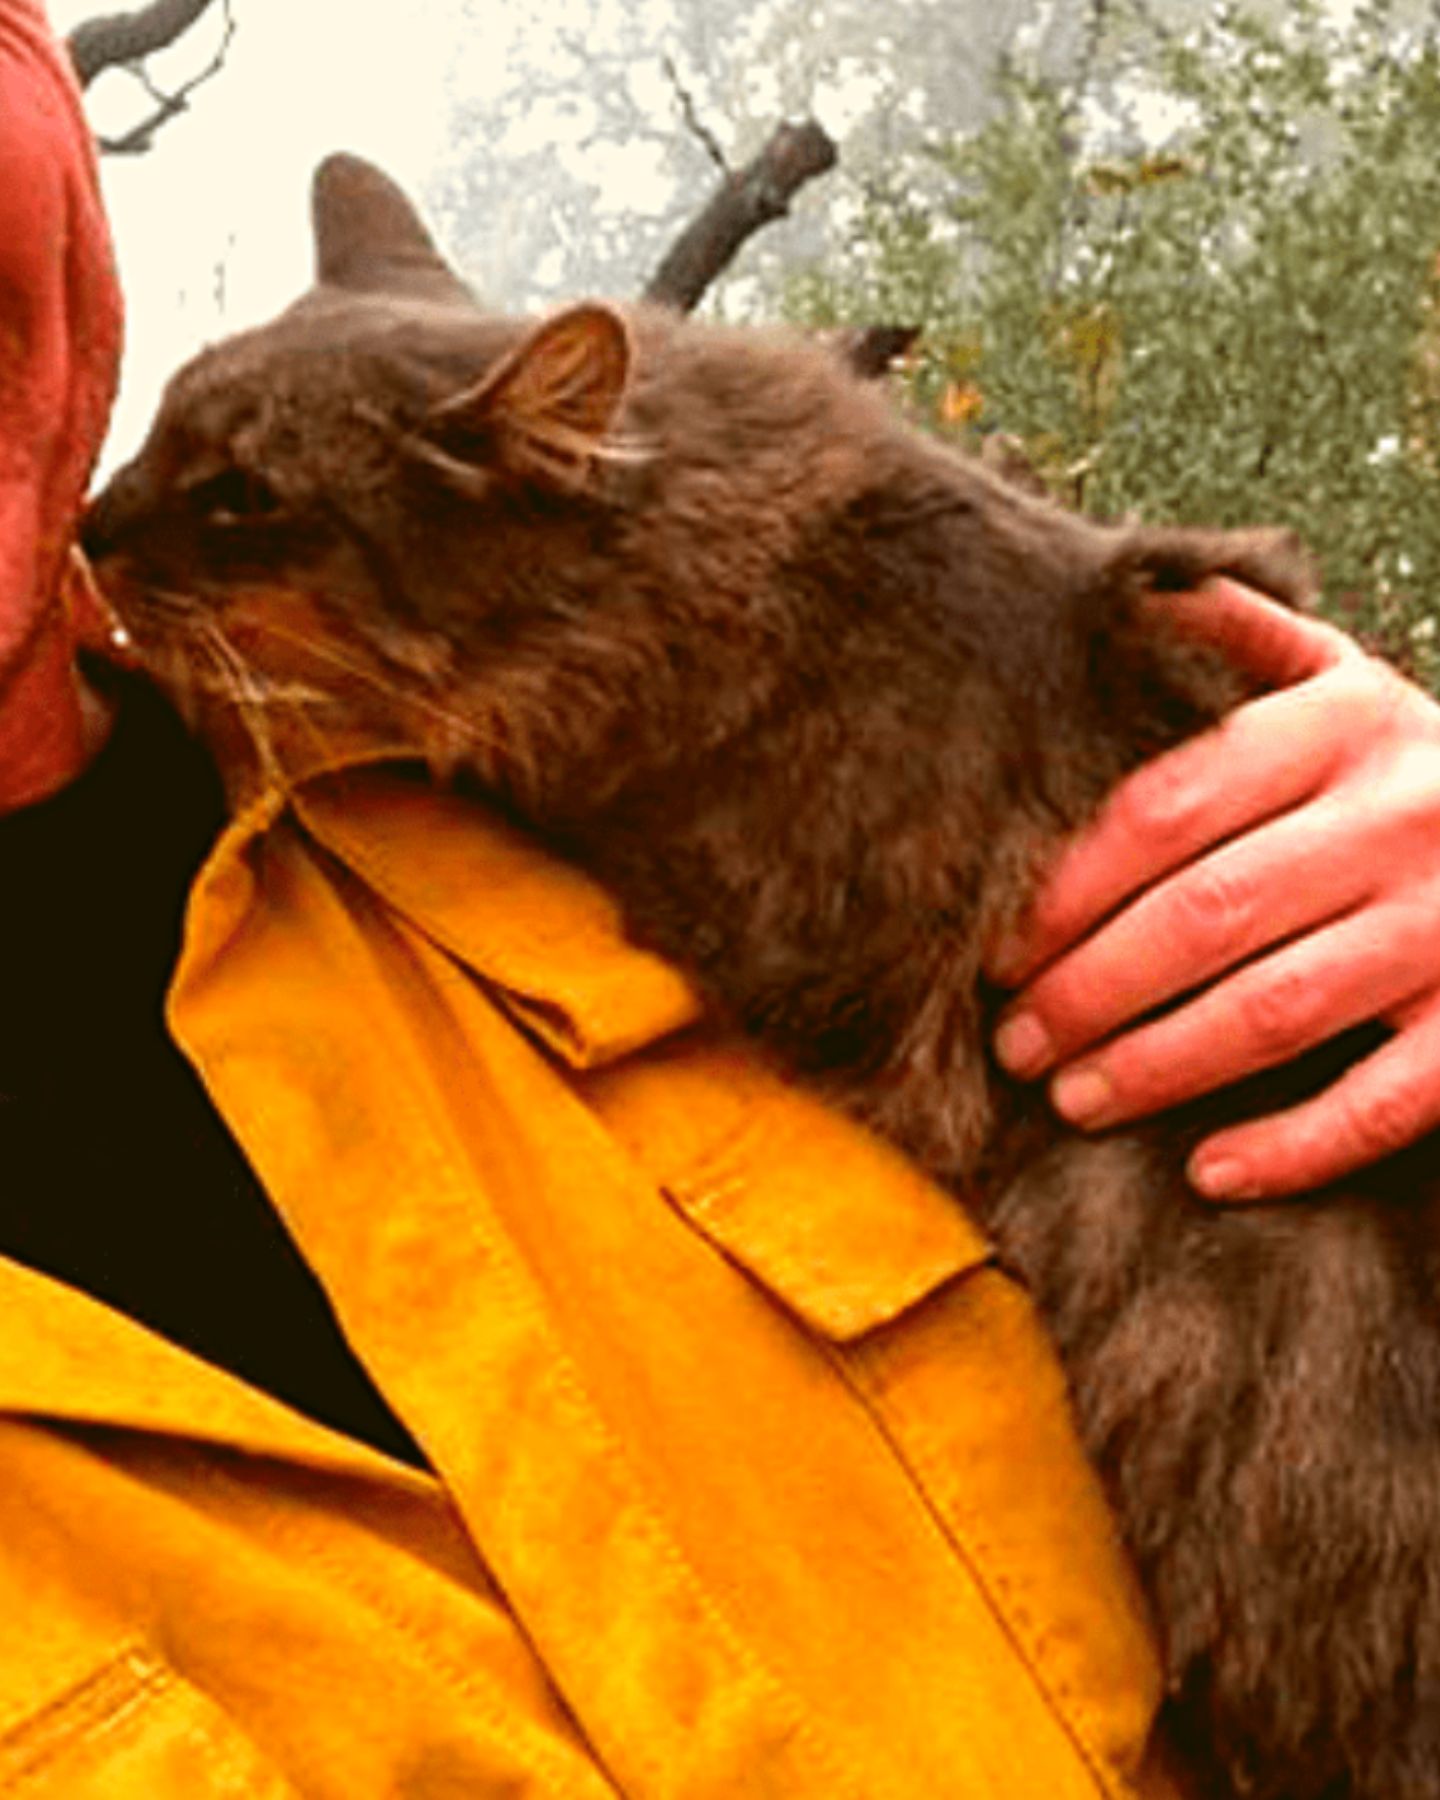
<box><xmin>662</xmin><ymin>54</ymin><xmax>729</xmax><ymax>176</ymax></box>
<box><xmin>644</xmin><ymin>117</ymin><xmax>838</xmax><ymax>312</ymax></box>
<box><xmin>96</xmin><ymin>88</ymin><xmax>184</xmax><ymax>153</ymax></box>
<box><xmin>67</xmin><ymin>0</ymin><xmax>223</xmax><ymax>88</ymax></box>
<box><xmin>84</xmin><ymin>0</ymin><xmax>235</xmax><ymax>156</ymax></box>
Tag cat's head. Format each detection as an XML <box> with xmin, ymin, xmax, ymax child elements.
<box><xmin>82</xmin><ymin>156</ymin><xmax>643</xmax><ymax>774</ymax></box>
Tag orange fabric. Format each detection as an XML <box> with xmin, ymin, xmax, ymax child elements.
<box><xmin>0</xmin><ymin>766</ymin><xmax>1184</xmax><ymax>1797</ymax></box>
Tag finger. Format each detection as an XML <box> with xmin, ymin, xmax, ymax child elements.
<box><xmin>992</xmin><ymin>757</ymin><xmax>1381</xmax><ymax>1073</ymax></box>
<box><xmin>1153</xmin><ymin>578</ymin><xmax>1355</xmax><ymax>688</ymax></box>
<box><xmin>1184</xmin><ymin>997</ymin><xmax>1440</xmax><ymax>1200</ymax></box>
<box><xmin>989</xmin><ymin>668</ymin><xmax>1364</xmax><ymax>989</ymax></box>
<box><xmin>988</xmin><ymin>589</ymin><xmax>1371</xmax><ymax>989</ymax></box>
<box><xmin>1041</xmin><ymin>899</ymin><xmax>1436</xmax><ymax>1131</ymax></box>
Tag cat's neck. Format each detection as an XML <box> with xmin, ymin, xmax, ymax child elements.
<box><xmin>543</xmin><ymin>547</ymin><xmax>1229</xmax><ymax>1187</ymax></box>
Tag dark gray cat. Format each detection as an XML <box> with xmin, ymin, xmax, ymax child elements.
<box><xmin>84</xmin><ymin>153</ymin><xmax>1440</xmax><ymax>1799</ymax></box>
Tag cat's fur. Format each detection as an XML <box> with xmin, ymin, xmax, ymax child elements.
<box><xmin>85</xmin><ymin>154</ymin><xmax>1440</xmax><ymax>1799</ymax></box>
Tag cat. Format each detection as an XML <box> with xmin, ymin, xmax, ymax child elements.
<box><xmin>83</xmin><ymin>152</ymin><xmax>1440</xmax><ymax>1800</ymax></box>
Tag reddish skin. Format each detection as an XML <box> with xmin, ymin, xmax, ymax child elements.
<box><xmin>0</xmin><ymin>0</ymin><xmax>122</xmax><ymax>813</ymax></box>
<box><xmin>991</xmin><ymin>578</ymin><xmax>1440</xmax><ymax>1201</ymax></box>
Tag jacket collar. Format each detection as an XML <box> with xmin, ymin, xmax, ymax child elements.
<box><xmin>0</xmin><ymin>1253</ymin><xmax>431</xmax><ymax>1486</ymax></box>
<box><xmin>291</xmin><ymin>767</ymin><xmax>703</xmax><ymax>1068</ymax></box>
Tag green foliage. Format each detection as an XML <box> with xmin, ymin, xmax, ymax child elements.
<box><xmin>784</xmin><ymin>0</ymin><xmax>1440</xmax><ymax>684</ymax></box>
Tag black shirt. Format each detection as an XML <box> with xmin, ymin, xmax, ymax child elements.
<box><xmin>0</xmin><ymin>674</ymin><xmax>421</xmax><ymax>1465</ymax></box>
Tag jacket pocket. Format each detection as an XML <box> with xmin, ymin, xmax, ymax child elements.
<box><xmin>0</xmin><ymin>1644</ymin><xmax>299</xmax><ymax>1798</ymax></box>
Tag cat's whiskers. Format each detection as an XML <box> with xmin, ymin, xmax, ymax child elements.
<box><xmin>241</xmin><ymin>613</ymin><xmax>554</xmax><ymax>804</ymax></box>
<box><xmin>203</xmin><ymin>616</ymin><xmax>381</xmax><ymax>788</ymax></box>
<box><xmin>238</xmin><ymin>614</ymin><xmax>504</xmax><ymax>756</ymax></box>
<box><xmin>191</xmin><ymin>618</ymin><xmax>289</xmax><ymax>793</ymax></box>
<box><xmin>121</xmin><ymin>585</ymin><xmax>533</xmax><ymax>791</ymax></box>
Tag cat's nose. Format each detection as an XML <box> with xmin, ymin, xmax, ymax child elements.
<box><xmin>80</xmin><ymin>463</ymin><xmax>147</xmax><ymax>560</ymax></box>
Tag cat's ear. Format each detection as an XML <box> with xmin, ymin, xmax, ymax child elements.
<box><xmin>425</xmin><ymin>304</ymin><xmax>634</xmax><ymax>492</ymax></box>
<box><xmin>1119</xmin><ymin>525</ymin><xmax>1317</xmax><ymax>610</ymax></box>
<box><xmin>312</xmin><ymin>153</ymin><xmax>470</xmax><ymax>301</ymax></box>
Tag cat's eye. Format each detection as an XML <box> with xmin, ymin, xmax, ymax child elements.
<box><xmin>188</xmin><ymin>467</ymin><xmax>285</xmax><ymax>529</ymax></box>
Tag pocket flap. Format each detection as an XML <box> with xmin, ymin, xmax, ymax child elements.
<box><xmin>664</xmin><ymin>1080</ymin><xmax>993</xmax><ymax>1341</ymax></box>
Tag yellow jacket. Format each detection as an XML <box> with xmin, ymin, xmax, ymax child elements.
<box><xmin>0</xmin><ymin>765</ymin><xmax>1183</xmax><ymax>1798</ymax></box>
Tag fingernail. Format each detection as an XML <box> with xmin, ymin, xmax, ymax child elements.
<box><xmin>995</xmin><ymin>1011</ymin><xmax>1053</xmax><ymax>1077</ymax></box>
<box><xmin>1050</xmin><ymin>1065</ymin><xmax>1114</xmax><ymax>1126</ymax></box>
<box><xmin>1188</xmin><ymin>1156</ymin><xmax>1260</xmax><ymax>1202</ymax></box>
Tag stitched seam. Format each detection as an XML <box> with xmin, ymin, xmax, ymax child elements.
<box><xmin>822</xmin><ymin>1309</ymin><xmax>1129</xmax><ymax>1800</ymax></box>
<box><xmin>43</xmin><ymin>1432</ymin><xmax>619</xmax><ymax>1800</ymax></box>
<box><xmin>258</xmin><ymin>1494</ymin><xmax>624</xmax><ymax>1797</ymax></box>
<box><xmin>405</xmin><ymin>1152</ymin><xmax>872</xmax><ymax>1800</ymax></box>
<box><xmin>0</xmin><ymin>1644</ymin><xmax>171</xmax><ymax>1793</ymax></box>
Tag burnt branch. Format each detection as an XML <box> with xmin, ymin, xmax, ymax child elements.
<box><xmin>76</xmin><ymin>0</ymin><xmax>235</xmax><ymax>155</ymax></box>
<box><xmin>643</xmin><ymin>117</ymin><xmax>838</xmax><ymax>312</ymax></box>
<box><xmin>67</xmin><ymin>0</ymin><xmax>223</xmax><ymax>87</ymax></box>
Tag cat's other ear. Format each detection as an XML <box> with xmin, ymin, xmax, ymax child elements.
<box><xmin>1120</xmin><ymin>524</ymin><xmax>1318</xmax><ymax>611</ymax></box>
<box><xmin>425</xmin><ymin>304</ymin><xmax>634</xmax><ymax>493</ymax></box>
<box><xmin>312</xmin><ymin>153</ymin><xmax>470</xmax><ymax>301</ymax></box>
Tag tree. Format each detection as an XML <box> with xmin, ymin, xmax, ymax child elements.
<box><xmin>643</xmin><ymin>118</ymin><xmax>838</xmax><ymax>309</ymax></box>
<box><xmin>785</xmin><ymin>0</ymin><xmax>1440</xmax><ymax>684</ymax></box>
<box><xmin>429</xmin><ymin>0</ymin><xmax>1041</xmax><ymax>309</ymax></box>
<box><xmin>640</xmin><ymin>114</ymin><xmax>914</xmax><ymax>374</ymax></box>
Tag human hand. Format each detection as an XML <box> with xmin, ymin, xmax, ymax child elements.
<box><xmin>989</xmin><ymin>579</ymin><xmax>1440</xmax><ymax>1200</ymax></box>
<box><xmin>0</xmin><ymin>1</ymin><xmax>121</xmax><ymax>809</ymax></box>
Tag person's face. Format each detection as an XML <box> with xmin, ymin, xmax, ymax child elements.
<box><xmin>0</xmin><ymin>1</ymin><xmax>120</xmax><ymax>675</ymax></box>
